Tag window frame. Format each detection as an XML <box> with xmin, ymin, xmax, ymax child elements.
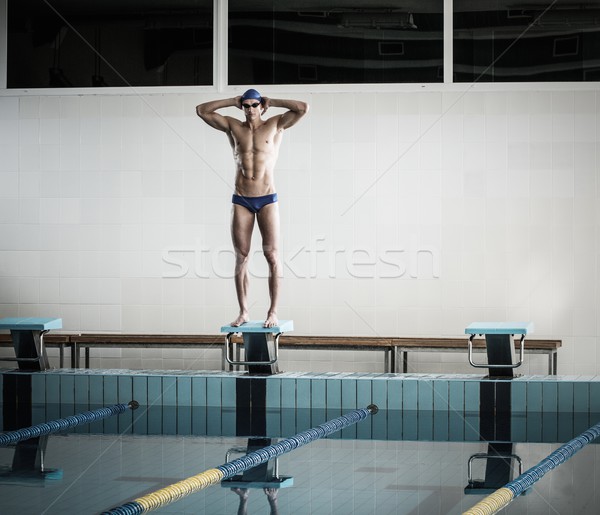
<box><xmin>0</xmin><ymin>0</ymin><xmax>598</xmax><ymax>96</ymax></box>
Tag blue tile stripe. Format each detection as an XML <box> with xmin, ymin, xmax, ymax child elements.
<box><xmin>2</xmin><ymin>370</ymin><xmax>600</xmax><ymax>441</ymax></box>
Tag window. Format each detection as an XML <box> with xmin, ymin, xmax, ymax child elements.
<box><xmin>7</xmin><ymin>0</ymin><xmax>213</xmax><ymax>88</ymax></box>
<box><xmin>454</xmin><ymin>0</ymin><xmax>600</xmax><ymax>82</ymax></box>
<box><xmin>228</xmin><ymin>1</ymin><xmax>444</xmax><ymax>85</ymax></box>
<box><xmin>7</xmin><ymin>1</ymin><xmax>597</xmax><ymax>88</ymax></box>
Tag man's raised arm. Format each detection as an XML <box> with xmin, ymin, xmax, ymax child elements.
<box><xmin>196</xmin><ymin>97</ymin><xmax>241</xmax><ymax>132</ymax></box>
<box><xmin>262</xmin><ymin>98</ymin><xmax>309</xmax><ymax>130</ymax></box>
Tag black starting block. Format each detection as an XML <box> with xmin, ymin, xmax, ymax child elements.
<box><xmin>221</xmin><ymin>320</ymin><xmax>293</xmax><ymax>375</ymax></box>
<box><xmin>0</xmin><ymin>317</ymin><xmax>62</xmax><ymax>371</ymax></box>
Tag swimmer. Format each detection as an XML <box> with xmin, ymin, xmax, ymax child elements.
<box><xmin>196</xmin><ymin>89</ymin><xmax>309</xmax><ymax>328</ymax></box>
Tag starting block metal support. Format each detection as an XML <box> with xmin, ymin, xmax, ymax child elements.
<box><xmin>221</xmin><ymin>320</ymin><xmax>294</xmax><ymax>375</ymax></box>
<box><xmin>0</xmin><ymin>318</ymin><xmax>62</xmax><ymax>371</ymax></box>
<box><xmin>465</xmin><ymin>322</ymin><xmax>534</xmax><ymax>378</ymax></box>
<box><xmin>465</xmin><ymin>443</ymin><xmax>522</xmax><ymax>495</ymax></box>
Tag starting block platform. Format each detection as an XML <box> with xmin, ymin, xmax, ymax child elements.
<box><xmin>465</xmin><ymin>322</ymin><xmax>534</xmax><ymax>378</ymax></box>
<box><xmin>220</xmin><ymin>320</ymin><xmax>294</xmax><ymax>375</ymax></box>
<box><xmin>221</xmin><ymin>477</ymin><xmax>294</xmax><ymax>489</ymax></box>
<box><xmin>0</xmin><ymin>317</ymin><xmax>62</xmax><ymax>371</ymax></box>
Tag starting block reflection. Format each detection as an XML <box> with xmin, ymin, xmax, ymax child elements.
<box><xmin>221</xmin><ymin>439</ymin><xmax>293</xmax><ymax>489</ymax></box>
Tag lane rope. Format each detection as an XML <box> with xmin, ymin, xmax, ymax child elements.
<box><xmin>0</xmin><ymin>401</ymin><xmax>139</xmax><ymax>446</ymax></box>
<box><xmin>463</xmin><ymin>419</ymin><xmax>600</xmax><ymax>515</ymax></box>
<box><xmin>102</xmin><ymin>404</ymin><xmax>378</xmax><ymax>515</ymax></box>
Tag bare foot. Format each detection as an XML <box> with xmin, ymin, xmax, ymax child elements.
<box><xmin>263</xmin><ymin>312</ymin><xmax>278</xmax><ymax>328</ymax></box>
<box><xmin>231</xmin><ymin>487</ymin><xmax>249</xmax><ymax>500</ymax></box>
<box><xmin>230</xmin><ymin>313</ymin><xmax>249</xmax><ymax>327</ymax></box>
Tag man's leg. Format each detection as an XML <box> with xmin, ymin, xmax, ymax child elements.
<box><xmin>231</xmin><ymin>204</ymin><xmax>255</xmax><ymax>326</ymax></box>
<box><xmin>256</xmin><ymin>202</ymin><xmax>280</xmax><ymax>328</ymax></box>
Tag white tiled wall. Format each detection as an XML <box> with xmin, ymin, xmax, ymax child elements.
<box><xmin>0</xmin><ymin>86</ymin><xmax>598</xmax><ymax>374</ymax></box>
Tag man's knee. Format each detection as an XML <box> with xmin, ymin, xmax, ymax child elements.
<box><xmin>263</xmin><ymin>248</ymin><xmax>279</xmax><ymax>267</ymax></box>
<box><xmin>234</xmin><ymin>248</ymin><xmax>250</xmax><ymax>266</ymax></box>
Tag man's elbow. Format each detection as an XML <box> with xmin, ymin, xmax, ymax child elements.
<box><xmin>196</xmin><ymin>104</ymin><xmax>206</xmax><ymax>118</ymax></box>
<box><xmin>298</xmin><ymin>102</ymin><xmax>310</xmax><ymax>116</ymax></box>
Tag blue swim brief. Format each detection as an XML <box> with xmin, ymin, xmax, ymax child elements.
<box><xmin>232</xmin><ymin>193</ymin><xmax>278</xmax><ymax>214</ymax></box>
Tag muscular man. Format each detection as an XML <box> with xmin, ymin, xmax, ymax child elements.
<box><xmin>196</xmin><ymin>89</ymin><xmax>309</xmax><ymax>328</ymax></box>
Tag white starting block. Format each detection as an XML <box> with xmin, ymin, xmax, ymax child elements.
<box><xmin>465</xmin><ymin>322</ymin><xmax>534</xmax><ymax>378</ymax></box>
<box><xmin>0</xmin><ymin>317</ymin><xmax>62</xmax><ymax>371</ymax></box>
<box><xmin>220</xmin><ymin>320</ymin><xmax>293</xmax><ymax>375</ymax></box>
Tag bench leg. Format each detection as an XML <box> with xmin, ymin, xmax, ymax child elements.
<box><xmin>389</xmin><ymin>347</ymin><xmax>397</xmax><ymax>373</ymax></box>
<box><xmin>70</xmin><ymin>343</ymin><xmax>77</xmax><ymax>368</ymax></box>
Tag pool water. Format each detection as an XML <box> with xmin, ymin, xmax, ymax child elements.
<box><xmin>1</xmin><ymin>409</ymin><xmax>600</xmax><ymax>514</ymax></box>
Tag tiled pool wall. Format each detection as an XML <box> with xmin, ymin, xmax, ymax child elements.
<box><xmin>2</xmin><ymin>369</ymin><xmax>600</xmax><ymax>442</ymax></box>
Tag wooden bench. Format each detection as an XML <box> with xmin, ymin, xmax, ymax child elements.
<box><xmin>72</xmin><ymin>334</ymin><xmax>397</xmax><ymax>371</ymax></box>
<box><xmin>70</xmin><ymin>334</ymin><xmax>226</xmax><ymax>369</ymax></box>
<box><xmin>61</xmin><ymin>333</ymin><xmax>562</xmax><ymax>375</ymax></box>
<box><xmin>279</xmin><ymin>335</ymin><xmax>396</xmax><ymax>372</ymax></box>
<box><xmin>391</xmin><ymin>337</ymin><xmax>562</xmax><ymax>375</ymax></box>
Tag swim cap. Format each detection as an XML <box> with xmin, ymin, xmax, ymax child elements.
<box><xmin>241</xmin><ymin>88</ymin><xmax>262</xmax><ymax>103</ymax></box>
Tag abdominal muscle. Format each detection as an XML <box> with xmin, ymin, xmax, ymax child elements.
<box><xmin>233</xmin><ymin>149</ymin><xmax>279</xmax><ymax>197</ymax></box>
<box><xmin>230</xmin><ymin>119</ymin><xmax>283</xmax><ymax>197</ymax></box>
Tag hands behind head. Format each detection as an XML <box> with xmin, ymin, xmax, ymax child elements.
<box><xmin>231</xmin><ymin>487</ymin><xmax>249</xmax><ymax>499</ymax></box>
<box><xmin>263</xmin><ymin>488</ymin><xmax>278</xmax><ymax>500</ymax></box>
<box><xmin>260</xmin><ymin>96</ymin><xmax>270</xmax><ymax>114</ymax></box>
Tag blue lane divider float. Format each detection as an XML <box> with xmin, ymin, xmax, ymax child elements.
<box><xmin>506</xmin><ymin>419</ymin><xmax>600</xmax><ymax>494</ymax></box>
<box><xmin>103</xmin><ymin>404</ymin><xmax>379</xmax><ymax>515</ymax></box>
<box><xmin>0</xmin><ymin>401</ymin><xmax>139</xmax><ymax>446</ymax></box>
<box><xmin>463</xmin><ymin>419</ymin><xmax>600</xmax><ymax>515</ymax></box>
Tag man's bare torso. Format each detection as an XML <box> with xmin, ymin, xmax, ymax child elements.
<box><xmin>227</xmin><ymin>117</ymin><xmax>284</xmax><ymax>197</ymax></box>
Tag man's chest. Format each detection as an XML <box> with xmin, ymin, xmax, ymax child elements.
<box><xmin>232</xmin><ymin>125</ymin><xmax>282</xmax><ymax>152</ymax></box>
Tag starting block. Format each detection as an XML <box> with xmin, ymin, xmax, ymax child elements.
<box><xmin>465</xmin><ymin>322</ymin><xmax>534</xmax><ymax>378</ymax></box>
<box><xmin>0</xmin><ymin>435</ymin><xmax>63</xmax><ymax>485</ymax></box>
<box><xmin>220</xmin><ymin>320</ymin><xmax>293</xmax><ymax>375</ymax></box>
<box><xmin>0</xmin><ymin>317</ymin><xmax>62</xmax><ymax>371</ymax></box>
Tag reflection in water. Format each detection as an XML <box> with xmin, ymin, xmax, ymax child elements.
<box><xmin>0</xmin><ymin>435</ymin><xmax>63</xmax><ymax>485</ymax></box>
<box><xmin>3</xmin><ymin>400</ymin><xmax>600</xmax><ymax>513</ymax></box>
<box><xmin>4</xmin><ymin>404</ymin><xmax>597</xmax><ymax>444</ymax></box>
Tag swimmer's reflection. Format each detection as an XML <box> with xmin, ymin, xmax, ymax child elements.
<box><xmin>223</xmin><ymin>438</ymin><xmax>292</xmax><ymax>514</ymax></box>
<box><xmin>231</xmin><ymin>487</ymin><xmax>279</xmax><ymax>515</ymax></box>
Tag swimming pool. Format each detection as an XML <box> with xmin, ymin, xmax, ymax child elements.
<box><xmin>2</xmin><ymin>369</ymin><xmax>600</xmax><ymax>514</ymax></box>
<box><xmin>1</xmin><ymin>414</ymin><xmax>599</xmax><ymax>514</ymax></box>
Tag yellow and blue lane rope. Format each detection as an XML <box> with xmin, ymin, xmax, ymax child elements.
<box><xmin>103</xmin><ymin>404</ymin><xmax>378</xmax><ymax>515</ymax></box>
<box><xmin>463</xmin><ymin>419</ymin><xmax>600</xmax><ymax>515</ymax></box>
